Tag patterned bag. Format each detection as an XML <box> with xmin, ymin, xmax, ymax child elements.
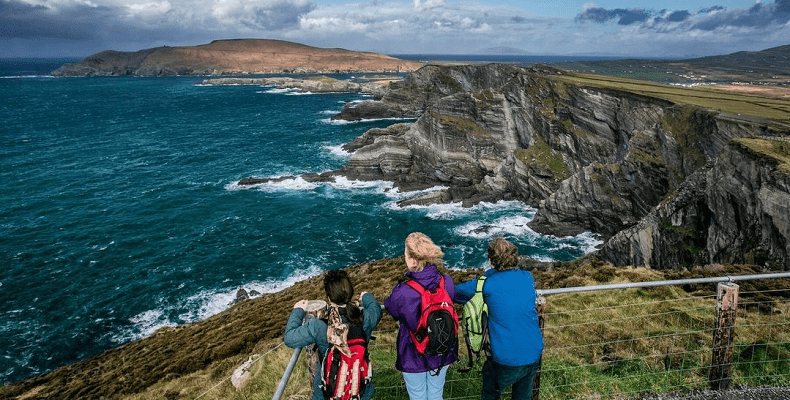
<box><xmin>321</xmin><ymin>305</ymin><xmax>371</xmax><ymax>400</ymax></box>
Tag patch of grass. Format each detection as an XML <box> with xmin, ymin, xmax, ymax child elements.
<box><xmin>514</xmin><ymin>136</ymin><xmax>571</xmax><ymax>180</ymax></box>
<box><xmin>732</xmin><ymin>137</ymin><xmax>790</xmax><ymax>175</ymax></box>
<box><xmin>310</xmin><ymin>76</ymin><xmax>339</xmax><ymax>83</ymax></box>
<box><xmin>433</xmin><ymin>112</ymin><xmax>489</xmax><ymax>137</ymax></box>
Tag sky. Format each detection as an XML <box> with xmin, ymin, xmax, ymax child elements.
<box><xmin>1</xmin><ymin>0</ymin><xmax>789</xmax><ymax>58</ymax></box>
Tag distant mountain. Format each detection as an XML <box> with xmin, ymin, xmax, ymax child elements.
<box><xmin>551</xmin><ymin>44</ymin><xmax>790</xmax><ymax>85</ymax></box>
<box><xmin>477</xmin><ymin>46</ymin><xmax>531</xmax><ymax>55</ymax></box>
<box><xmin>51</xmin><ymin>39</ymin><xmax>423</xmax><ymax>76</ymax></box>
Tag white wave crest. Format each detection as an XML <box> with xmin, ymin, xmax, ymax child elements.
<box><xmin>320</xmin><ymin>117</ymin><xmax>415</xmax><ymax>125</ymax></box>
<box><xmin>325</xmin><ymin>144</ymin><xmax>351</xmax><ymax>157</ymax></box>
<box><xmin>226</xmin><ymin>176</ymin><xmax>318</xmax><ymax>192</ymax></box>
<box><xmin>329</xmin><ymin>176</ymin><xmax>394</xmax><ymax>191</ymax></box>
<box><xmin>571</xmin><ymin>231</ymin><xmax>604</xmax><ymax>253</ymax></box>
<box><xmin>116</xmin><ymin>264</ymin><xmax>325</xmax><ymax>344</ymax></box>
<box><xmin>114</xmin><ymin>309</ymin><xmax>176</xmax><ymax>343</ymax></box>
<box><xmin>0</xmin><ymin>75</ymin><xmax>56</xmax><ymax>79</ymax></box>
<box><xmin>261</xmin><ymin>177</ymin><xmax>318</xmax><ymax>191</ymax></box>
<box><xmin>382</xmin><ymin>185</ymin><xmax>448</xmax><ymax>201</ymax></box>
<box><xmin>178</xmin><ymin>265</ymin><xmax>325</xmax><ymax>323</ymax></box>
<box><xmin>264</xmin><ymin>87</ymin><xmax>300</xmax><ymax>94</ymax></box>
<box><xmin>455</xmin><ymin>215</ymin><xmax>535</xmax><ymax>239</ymax></box>
<box><xmin>388</xmin><ymin>198</ymin><xmax>529</xmax><ymax>221</ymax></box>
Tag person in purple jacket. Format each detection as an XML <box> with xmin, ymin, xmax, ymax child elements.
<box><xmin>384</xmin><ymin>232</ymin><xmax>457</xmax><ymax>400</ymax></box>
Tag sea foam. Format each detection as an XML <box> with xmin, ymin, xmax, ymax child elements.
<box><xmin>324</xmin><ymin>144</ymin><xmax>351</xmax><ymax>157</ymax></box>
<box><xmin>455</xmin><ymin>215</ymin><xmax>535</xmax><ymax>239</ymax></box>
<box><xmin>118</xmin><ymin>264</ymin><xmax>325</xmax><ymax>344</ymax></box>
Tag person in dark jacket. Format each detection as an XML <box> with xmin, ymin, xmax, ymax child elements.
<box><xmin>454</xmin><ymin>237</ymin><xmax>544</xmax><ymax>400</ymax></box>
<box><xmin>284</xmin><ymin>270</ymin><xmax>382</xmax><ymax>400</ymax></box>
<box><xmin>384</xmin><ymin>232</ymin><xmax>457</xmax><ymax>400</ymax></box>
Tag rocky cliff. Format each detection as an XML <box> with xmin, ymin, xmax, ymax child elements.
<box><xmin>51</xmin><ymin>39</ymin><xmax>422</xmax><ymax>76</ymax></box>
<box><xmin>600</xmin><ymin>138</ymin><xmax>790</xmax><ymax>269</ymax></box>
<box><xmin>310</xmin><ymin>63</ymin><xmax>790</xmax><ymax>269</ymax></box>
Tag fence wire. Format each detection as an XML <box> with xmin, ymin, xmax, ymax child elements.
<box><xmin>275</xmin><ymin>276</ymin><xmax>789</xmax><ymax>400</ymax></box>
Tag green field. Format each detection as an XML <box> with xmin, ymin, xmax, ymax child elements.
<box><xmin>555</xmin><ymin>72</ymin><xmax>790</xmax><ymax>125</ymax></box>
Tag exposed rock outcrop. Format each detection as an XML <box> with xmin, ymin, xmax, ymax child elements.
<box><xmin>601</xmin><ymin>139</ymin><xmax>790</xmax><ymax>269</ymax></box>
<box><xmin>199</xmin><ymin>77</ymin><xmax>389</xmax><ymax>97</ymax></box>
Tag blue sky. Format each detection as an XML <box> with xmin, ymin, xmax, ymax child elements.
<box><xmin>1</xmin><ymin>0</ymin><xmax>789</xmax><ymax>58</ymax></box>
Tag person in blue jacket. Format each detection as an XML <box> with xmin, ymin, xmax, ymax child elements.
<box><xmin>384</xmin><ymin>232</ymin><xmax>457</xmax><ymax>400</ymax></box>
<box><xmin>454</xmin><ymin>237</ymin><xmax>544</xmax><ymax>400</ymax></box>
<box><xmin>284</xmin><ymin>270</ymin><xmax>382</xmax><ymax>400</ymax></box>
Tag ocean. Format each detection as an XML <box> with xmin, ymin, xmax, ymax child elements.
<box><xmin>0</xmin><ymin>58</ymin><xmax>600</xmax><ymax>384</ymax></box>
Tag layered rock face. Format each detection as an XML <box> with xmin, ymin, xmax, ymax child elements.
<box><xmin>601</xmin><ymin>139</ymin><xmax>790</xmax><ymax>269</ymax></box>
<box><xmin>330</xmin><ymin>63</ymin><xmax>790</xmax><ymax>269</ymax></box>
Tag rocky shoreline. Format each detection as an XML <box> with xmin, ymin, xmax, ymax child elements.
<box><xmin>239</xmin><ymin>63</ymin><xmax>790</xmax><ymax>270</ymax></box>
<box><xmin>199</xmin><ymin>76</ymin><xmax>392</xmax><ymax>97</ymax></box>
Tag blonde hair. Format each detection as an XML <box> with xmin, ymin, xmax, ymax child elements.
<box><xmin>405</xmin><ymin>232</ymin><xmax>444</xmax><ymax>271</ymax></box>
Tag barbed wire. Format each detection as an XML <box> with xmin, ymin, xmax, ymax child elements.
<box><xmin>193</xmin><ymin>341</ymin><xmax>285</xmax><ymax>400</ymax></box>
<box><xmin>270</xmin><ymin>277</ymin><xmax>788</xmax><ymax>400</ymax></box>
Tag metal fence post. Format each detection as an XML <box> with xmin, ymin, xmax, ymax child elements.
<box><xmin>708</xmin><ymin>282</ymin><xmax>739</xmax><ymax>390</ymax></box>
<box><xmin>532</xmin><ymin>295</ymin><xmax>546</xmax><ymax>400</ymax></box>
<box><xmin>272</xmin><ymin>347</ymin><xmax>302</xmax><ymax>400</ymax></box>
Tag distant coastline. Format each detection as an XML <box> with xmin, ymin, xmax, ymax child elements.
<box><xmin>392</xmin><ymin>54</ymin><xmax>634</xmax><ymax>64</ymax></box>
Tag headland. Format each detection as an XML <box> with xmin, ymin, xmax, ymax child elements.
<box><xmin>51</xmin><ymin>39</ymin><xmax>423</xmax><ymax>76</ymax></box>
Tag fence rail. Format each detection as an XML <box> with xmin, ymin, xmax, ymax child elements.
<box><xmin>270</xmin><ymin>271</ymin><xmax>790</xmax><ymax>400</ymax></box>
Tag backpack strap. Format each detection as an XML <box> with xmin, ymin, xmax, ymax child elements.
<box><xmin>475</xmin><ymin>275</ymin><xmax>487</xmax><ymax>293</ymax></box>
<box><xmin>326</xmin><ymin>305</ymin><xmax>351</xmax><ymax>357</ymax></box>
<box><xmin>404</xmin><ymin>275</ymin><xmax>444</xmax><ymax>293</ymax></box>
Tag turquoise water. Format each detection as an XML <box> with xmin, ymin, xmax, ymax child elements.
<box><xmin>0</xmin><ymin>59</ymin><xmax>600</xmax><ymax>384</ymax></box>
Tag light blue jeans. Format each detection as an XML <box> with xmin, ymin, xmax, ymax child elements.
<box><xmin>402</xmin><ymin>365</ymin><xmax>449</xmax><ymax>400</ymax></box>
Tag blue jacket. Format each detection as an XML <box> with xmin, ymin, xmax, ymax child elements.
<box><xmin>383</xmin><ymin>264</ymin><xmax>458</xmax><ymax>372</ymax></box>
<box><xmin>284</xmin><ymin>293</ymin><xmax>382</xmax><ymax>400</ymax></box>
<box><xmin>455</xmin><ymin>268</ymin><xmax>543</xmax><ymax>366</ymax></box>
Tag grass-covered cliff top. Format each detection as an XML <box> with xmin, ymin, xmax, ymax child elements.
<box><xmin>733</xmin><ymin>138</ymin><xmax>790</xmax><ymax>174</ymax></box>
<box><xmin>2</xmin><ymin>256</ymin><xmax>788</xmax><ymax>400</ymax></box>
<box><xmin>553</xmin><ymin>72</ymin><xmax>790</xmax><ymax>125</ymax></box>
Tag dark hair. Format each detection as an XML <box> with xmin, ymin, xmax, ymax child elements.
<box><xmin>488</xmin><ymin>237</ymin><xmax>519</xmax><ymax>271</ymax></box>
<box><xmin>324</xmin><ymin>270</ymin><xmax>362</xmax><ymax>324</ymax></box>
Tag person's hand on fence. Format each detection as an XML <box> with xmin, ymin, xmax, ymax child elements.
<box><xmin>293</xmin><ymin>300</ymin><xmax>309</xmax><ymax>310</ymax></box>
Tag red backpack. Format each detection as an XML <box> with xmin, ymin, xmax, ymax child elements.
<box><xmin>405</xmin><ymin>276</ymin><xmax>459</xmax><ymax>357</ymax></box>
<box><xmin>321</xmin><ymin>310</ymin><xmax>371</xmax><ymax>400</ymax></box>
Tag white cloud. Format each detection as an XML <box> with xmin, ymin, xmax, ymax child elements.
<box><xmin>125</xmin><ymin>1</ymin><xmax>172</xmax><ymax>18</ymax></box>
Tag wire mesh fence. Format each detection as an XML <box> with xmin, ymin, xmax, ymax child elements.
<box><xmin>274</xmin><ymin>273</ymin><xmax>790</xmax><ymax>400</ymax></box>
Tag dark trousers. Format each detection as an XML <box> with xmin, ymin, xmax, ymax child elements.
<box><xmin>481</xmin><ymin>358</ymin><xmax>540</xmax><ymax>400</ymax></box>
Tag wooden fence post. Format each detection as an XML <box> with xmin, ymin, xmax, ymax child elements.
<box><xmin>532</xmin><ymin>295</ymin><xmax>546</xmax><ymax>400</ymax></box>
<box><xmin>708</xmin><ymin>282</ymin><xmax>739</xmax><ymax>390</ymax></box>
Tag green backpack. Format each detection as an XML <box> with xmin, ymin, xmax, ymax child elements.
<box><xmin>460</xmin><ymin>276</ymin><xmax>489</xmax><ymax>371</ymax></box>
